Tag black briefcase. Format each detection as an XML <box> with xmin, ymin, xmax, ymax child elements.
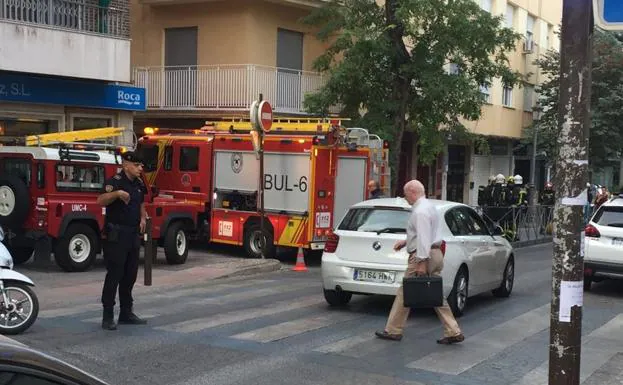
<box><xmin>403</xmin><ymin>276</ymin><xmax>443</xmax><ymax>308</ymax></box>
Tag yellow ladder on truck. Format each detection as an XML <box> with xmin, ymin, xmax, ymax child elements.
<box><xmin>25</xmin><ymin>127</ymin><xmax>127</xmax><ymax>147</ymax></box>
<box><xmin>202</xmin><ymin>117</ymin><xmax>350</xmax><ymax>134</ymax></box>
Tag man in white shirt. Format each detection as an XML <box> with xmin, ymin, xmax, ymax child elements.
<box><xmin>375</xmin><ymin>179</ymin><xmax>464</xmax><ymax>344</ymax></box>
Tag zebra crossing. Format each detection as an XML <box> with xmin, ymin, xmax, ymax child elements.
<box><xmin>19</xmin><ymin>272</ymin><xmax>623</xmax><ymax>385</ymax></box>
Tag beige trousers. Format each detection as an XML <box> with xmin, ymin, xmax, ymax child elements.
<box><xmin>385</xmin><ymin>248</ymin><xmax>462</xmax><ymax>337</ymax></box>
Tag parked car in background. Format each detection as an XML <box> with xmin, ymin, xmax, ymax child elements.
<box><xmin>584</xmin><ymin>194</ymin><xmax>623</xmax><ymax>290</ymax></box>
<box><xmin>321</xmin><ymin>198</ymin><xmax>515</xmax><ymax>316</ymax></box>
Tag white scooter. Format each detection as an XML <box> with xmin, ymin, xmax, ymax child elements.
<box><xmin>0</xmin><ymin>226</ymin><xmax>39</xmax><ymax>334</ymax></box>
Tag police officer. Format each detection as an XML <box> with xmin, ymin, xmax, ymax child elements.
<box><xmin>97</xmin><ymin>151</ymin><xmax>148</xmax><ymax>330</ymax></box>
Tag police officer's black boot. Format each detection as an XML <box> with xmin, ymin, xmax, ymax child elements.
<box><xmin>102</xmin><ymin>307</ymin><xmax>117</xmax><ymax>330</ymax></box>
<box><xmin>118</xmin><ymin>308</ymin><xmax>147</xmax><ymax>325</ymax></box>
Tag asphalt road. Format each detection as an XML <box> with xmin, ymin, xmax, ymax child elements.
<box><xmin>5</xmin><ymin>243</ymin><xmax>623</xmax><ymax>385</ymax></box>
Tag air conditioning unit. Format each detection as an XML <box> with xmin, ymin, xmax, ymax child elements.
<box><xmin>523</xmin><ymin>39</ymin><xmax>534</xmax><ymax>54</ymax></box>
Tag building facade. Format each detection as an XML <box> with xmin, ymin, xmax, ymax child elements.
<box><xmin>449</xmin><ymin>0</ymin><xmax>562</xmax><ymax>205</ymax></box>
<box><xmin>130</xmin><ymin>0</ymin><xmax>562</xmax><ymax>201</ymax></box>
<box><xmin>131</xmin><ymin>0</ymin><xmax>330</xmax><ymax>132</ymax></box>
<box><xmin>0</xmin><ymin>0</ymin><xmax>145</xmax><ymax>145</ymax></box>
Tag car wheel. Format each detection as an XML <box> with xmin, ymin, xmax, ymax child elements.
<box><xmin>323</xmin><ymin>289</ymin><xmax>352</xmax><ymax>307</ymax></box>
<box><xmin>492</xmin><ymin>256</ymin><xmax>514</xmax><ymax>298</ymax></box>
<box><xmin>164</xmin><ymin>221</ymin><xmax>189</xmax><ymax>265</ymax></box>
<box><xmin>54</xmin><ymin>223</ymin><xmax>98</xmax><ymax>272</ymax></box>
<box><xmin>449</xmin><ymin>267</ymin><xmax>468</xmax><ymax>317</ymax></box>
<box><xmin>583</xmin><ymin>277</ymin><xmax>592</xmax><ymax>291</ymax></box>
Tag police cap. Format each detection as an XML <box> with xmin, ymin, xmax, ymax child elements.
<box><xmin>121</xmin><ymin>151</ymin><xmax>143</xmax><ymax>164</ymax></box>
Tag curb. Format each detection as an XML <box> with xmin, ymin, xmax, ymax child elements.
<box><xmin>215</xmin><ymin>259</ymin><xmax>283</xmax><ymax>279</ymax></box>
<box><xmin>512</xmin><ymin>237</ymin><xmax>552</xmax><ymax>249</ymax></box>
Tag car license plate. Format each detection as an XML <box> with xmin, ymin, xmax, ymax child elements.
<box><xmin>354</xmin><ymin>269</ymin><xmax>395</xmax><ymax>283</ymax></box>
<box><xmin>612</xmin><ymin>238</ymin><xmax>623</xmax><ymax>246</ymax></box>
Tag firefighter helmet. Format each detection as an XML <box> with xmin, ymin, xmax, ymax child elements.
<box><xmin>507</xmin><ymin>175</ymin><xmax>515</xmax><ymax>184</ymax></box>
<box><xmin>514</xmin><ymin>174</ymin><xmax>523</xmax><ymax>185</ymax></box>
<box><xmin>495</xmin><ymin>174</ymin><xmax>505</xmax><ymax>184</ymax></box>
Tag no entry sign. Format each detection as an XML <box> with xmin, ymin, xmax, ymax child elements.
<box><xmin>258</xmin><ymin>101</ymin><xmax>273</xmax><ymax>133</ymax></box>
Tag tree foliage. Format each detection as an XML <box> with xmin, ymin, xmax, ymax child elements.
<box><xmin>525</xmin><ymin>29</ymin><xmax>623</xmax><ymax>173</ymax></box>
<box><xmin>301</xmin><ymin>0</ymin><xmax>521</xmax><ymax>193</ymax></box>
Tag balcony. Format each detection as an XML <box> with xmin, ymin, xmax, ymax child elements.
<box><xmin>133</xmin><ymin>65</ymin><xmax>329</xmax><ymax>115</ymax></box>
<box><xmin>0</xmin><ymin>0</ymin><xmax>131</xmax><ymax>82</ymax></box>
<box><xmin>0</xmin><ymin>0</ymin><xmax>129</xmax><ymax>37</ymax></box>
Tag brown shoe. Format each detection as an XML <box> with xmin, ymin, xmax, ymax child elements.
<box><xmin>375</xmin><ymin>330</ymin><xmax>403</xmax><ymax>341</ymax></box>
<box><xmin>436</xmin><ymin>334</ymin><xmax>465</xmax><ymax>344</ymax></box>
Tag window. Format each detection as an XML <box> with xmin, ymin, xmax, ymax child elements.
<box><xmin>523</xmin><ymin>84</ymin><xmax>535</xmax><ymax>111</ymax></box>
<box><xmin>503</xmin><ymin>85</ymin><xmax>513</xmax><ymax>107</ymax></box>
<box><xmin>1</xmin><ymin>158</ymin><xmax>32</xmax><ymax>186</ymax></box>
<box><xmin>37</xmin><ymin>163</ymin><xmax>45</xmax><ymax>189</ymax></box>
<box><xmin>461</xmin><ymin>207</ymin><xmax>491</xmax><ymax>235</ymax></box>
<box><xmin>445</xmin><ymin>210</ymin><xmax>471</xmax><ymax>236</ymax></box>
<box><xmin>592</xmin><ymin>206</ymin><xmax>623</xmax><ymax>227</ymax></box>
<box><xmin>179</xmin><ymin>146</ymin><xmax>199</xmax><ymax>171</ymax></box>
<box><xmin>0</xmin><ymin>118</ymin><xmax>57</xmax><ymax>138</ymax></box>
<box><xmin>338</xmin><ymin>208</ymin><xmax>411</xmax><ymax>233</ymax></box>
<box><xmin>505</xmin><ymin>5</ymin><xmax>515</xmax><ymax>28</ymax></box>
<box><xmin>56</xmin><ymin>164</ymin><xmax>105</xmax><ymax>192</ymax></box>
<box><xmin>526</xmin><ymin>15</ymin><xmax>535</xmax><ymax>39</ymax></box>
<box><xmin>445</xmin><ymin>208</ymin><xmax>489</xmax><ymax>236</ymax></box>
<box><xmin>73</xmin><ymin>117</ymin><xmax>113</xmax><ymax>145</ymax></box>
<box><xmin>164</xmin><ymin>146</ymin><xmax>173</xmax><ymax>170</ymax></box>
<box><xmin>138</xmin><ymin>144</ymin><xmax>159</xmax><ymax>172</ymax></box>
<box><xmin>480</xmin><ymin>0</ymin><xmax>492</xmax><ymax>12</ymax></box>
<box><xmin>480</xmin><ymin>83</ymin><xmax>491</xmax><ymax>103</ymax></box>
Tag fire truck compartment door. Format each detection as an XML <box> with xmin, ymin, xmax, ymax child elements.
<box><xmin>333</xmin><ymin>157</ymin><xmax>367</xmax><ymax>226</ymax></box>
<box><xmin>214</xmin><ymin>151</ymin><xmax>310</xmax><ymax>213</ymax></box>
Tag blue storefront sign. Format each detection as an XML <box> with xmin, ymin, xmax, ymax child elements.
<box><xmin>0</xmin><ymin>73</ymin><xmax>146</xmax><ymax>112</ymax></box>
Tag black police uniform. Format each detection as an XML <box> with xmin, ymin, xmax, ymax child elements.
<box><xmin>100</xmin><ymin>151</ymin><xmax>147</xmax><ymax>330</ymax></box>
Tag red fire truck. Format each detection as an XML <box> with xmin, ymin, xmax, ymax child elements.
<box><xmin>137</xmin><ymin>117</ymin><xmax>391</xmax><ymax>258</ymax></box>
<box><xmin>0</xmin><ymin>128</ymin><xmax>202</xmax><ymax>272</ymax></box>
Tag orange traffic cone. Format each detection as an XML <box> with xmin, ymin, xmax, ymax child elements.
<box><xmin>292</xmin><ymin>247</ymin><xmax>308</xmax><ymax>272</ymax></box>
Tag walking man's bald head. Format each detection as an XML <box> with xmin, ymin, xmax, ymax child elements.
<box><xmin>404</xmin><ymin>180</ymin><xmax>425</xmax><ymax>204</ymax></box>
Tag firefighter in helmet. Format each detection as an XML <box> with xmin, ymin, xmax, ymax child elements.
<box><xmin>492</xmin><ymin>174</ymin><xmax>506</xmax><ymax>207</ymax></box>
<box><xmin>540</xmin><ymin>181</ymin><xmax>555</xmax><ymax>206</ymax></box>
<box><xmin>478</xmin><ymin>175</ymin><xmax>496</xmax><ymax>207</ymax></box>
<box><xmin>512</xmin><ymin>174</ymin><xmax>528</xmax><ymax>206</ymax></box>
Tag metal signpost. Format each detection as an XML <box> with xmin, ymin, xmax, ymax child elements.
<box><xmin>549</xmin><ymin>1</ymin><xmax>622</xmax><ymax>384</ymax></box>
<box><xmin>249</xmin><ymin>95</ymin><xmax>273</xmax><ymax>259</ymax></box>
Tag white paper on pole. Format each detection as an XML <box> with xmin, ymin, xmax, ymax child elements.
<box><xmin>559</xmin><ymin>280</ymin><xmax>583</xmax><ymax>322</ymax></box>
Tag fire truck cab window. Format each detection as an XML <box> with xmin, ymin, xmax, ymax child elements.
<box><xmin>138</xmin><ymin>144</ymin><xmax>159</xmax><ymax>172</ymax></box>
<box><xmin>180</xmin><ymin>146</ymin><xmax>199</xmax><ymax>171</ymax></box>
<box><xmin>56</xmin><ymin>164</ymin><xmax>105</xmax><ymax>192</ymax></box>
<box><xmin>164</xmin><ymin>146</ymin><xmax>173</xmax><ymax>170</ymax></box>
<box><xmin>1</xmin><ymin>158</ymin><xmax>32</xmax><ymax>186</ymax></box>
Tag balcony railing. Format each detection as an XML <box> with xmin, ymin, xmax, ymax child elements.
<box><xmin>0</xmin><ymin>0</ymin><xmax>129</xmax><ymax>38</ymax></box>
<box><xmin>133</xmin><ymin>65</ymin><xmax>329</xmax><ymax>114</ymax></box>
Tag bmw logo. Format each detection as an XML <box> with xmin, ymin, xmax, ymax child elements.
<box><xmin>372</xmin><ymin>241</ymin><xmax>382</xmax><ymax>251</ymax></box>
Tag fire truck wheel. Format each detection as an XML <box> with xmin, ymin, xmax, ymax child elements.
<box><xmin>0</xmin><ymin>175</ymin><xmax>30</xmax><ymax>228</ymax></box>
<box><xmin>243</xmin><ymin>226</ymin><xmax>276</xmax><ymax>259</ymax></box>
<box><xmin>9</xmin><ymin>248</ymin><xmax>33</xmax><ymax>265</ymax></box>
<box><xmin>164</xmin><ymin>222</ymin><xmax>189</xmax><ymax>265</ymax></box>
<box><xmin>54</xmin><ymin>224</ymin><xmax>98</xmax><ymax>272</ymax></box>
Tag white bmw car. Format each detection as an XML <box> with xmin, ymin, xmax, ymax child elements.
<box><xmin>321</xmin><ymin>198</ymin><xmax>515</xmax><ymax>316</ymax></box>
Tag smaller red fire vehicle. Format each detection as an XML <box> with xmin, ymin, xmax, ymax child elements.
<box><xmin>0</xmin><ymin>128</ymin><xmax>203</xmax><ymax>272</ymax></box>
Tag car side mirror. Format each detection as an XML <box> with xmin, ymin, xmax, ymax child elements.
<box><xmin>492</xmin><ymin>225</ymin><xmax>504</xmax><ymax>236</ymax></box>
